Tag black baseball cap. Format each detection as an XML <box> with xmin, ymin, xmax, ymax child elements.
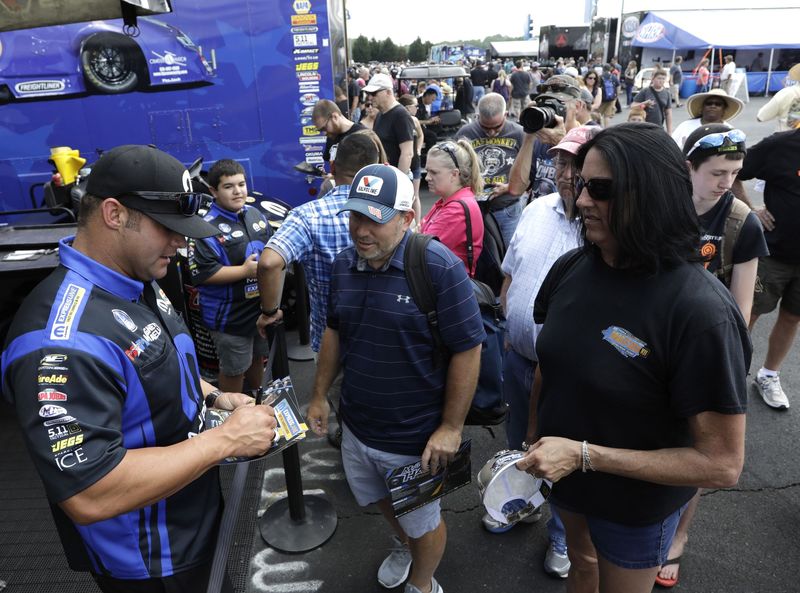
<box><xmin>86</xmin><ymin>144</ymin><xmax>218</xmax><ymax>239</ymax></box>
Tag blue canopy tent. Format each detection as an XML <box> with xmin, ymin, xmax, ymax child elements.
<box><xmin>631</xmin><ymin>9</ymin><xmax>800</xmax><ymax>95</ymax></box>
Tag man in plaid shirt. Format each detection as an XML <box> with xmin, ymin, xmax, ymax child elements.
<box><xmin>256</xmin><ymin>133</ymin><xmax>379</xmax><ymax>352</ymax></box>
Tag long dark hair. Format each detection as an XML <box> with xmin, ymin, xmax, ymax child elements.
<box><xmin>575</xmin><ymin>123</ymin><xmax>701</xmax><ymax>274</ymax></box>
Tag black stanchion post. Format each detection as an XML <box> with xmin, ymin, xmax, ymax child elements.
<box><xmin>287</xmin><ymin>262</ymin><xmax>314</xmax><ymax>361</ymax></box>
<box><xmin>258</xmin><ymin>322</ymin><xmax>337</xmax><ymax>552</ymax></box>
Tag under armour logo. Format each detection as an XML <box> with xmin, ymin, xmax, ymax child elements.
<box><xmin>397</xmin><ymin>295</ymin><xmax>411</xmax><ymax>303</ymax></box>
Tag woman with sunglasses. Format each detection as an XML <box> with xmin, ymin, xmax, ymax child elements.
<box><xmin>671</xmin><ymin>88</ymin><xmax>744</xmax><ymax>149</ymax></box>
<box><xmin>516</xmin><ymin>123</ymin><xmax>751</xmax><ymax>593</ymax></box>
<box><xmin>420</xmin><ymin>139</ymin><xmax>484</xmax><ymax>276</ymax></box>
<box><xmin>359</xmin><ymin>101</ymin><xmax>378</xmax><ymax>130</ymax></box>
<box><xmin>579</xmin><ymin>72</ymin><xmax>602</xmax><ymax>112</ymax></box>
<box><xmin>652</xmin><ymin>124</ymin><xmax>768</xmax><ymax>589</ymax></box>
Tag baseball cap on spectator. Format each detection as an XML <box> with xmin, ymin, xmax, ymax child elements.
<box><xmin>87</xmin><ymin>144</ymin><xmax>218</xmax><ymax>238</ymax></box>
<box><xmin>564</xmin><ymin>66</ymin><xmax>579</xmax><ymax>77</ymax></box>
<box><xmin>579</xmin><ymin>88</ymin><xmax>595</xmax><ymax>105</ymax></box>
<box><xmin>363</xmin><ymin>73</ymin><xmax>394</xmax><ymax>93</ymax></box>
<box><xmin>788</xmin><ymin>63</ymin><xmax>800</xmax><ymax>82</ymax></box>
<box><xmin>547</xmin><ymin>125</ymin><xmax>601</xmax><ymax>156</ymax></box>
<box><xmin>339</xmin><ymin>164</ymin><xmax>414</xmax><ymax>223</ymax></box>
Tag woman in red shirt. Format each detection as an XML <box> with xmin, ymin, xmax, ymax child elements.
<box><xmin>421</xmin><ymin>139</ymin><xmax>484</xmax><ymax>276</ymax></box>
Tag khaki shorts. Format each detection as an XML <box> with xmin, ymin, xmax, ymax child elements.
<box><xmin>599</xmin><ymin>100</ymin><xmax>617</xmax><ymax>117</ymax></box>
<box><xmin>752</xmin><ymin>256</ymin><xmax>800</xmax><ymax>316</ymax></box>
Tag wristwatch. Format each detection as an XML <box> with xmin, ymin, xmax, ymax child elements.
<box><xmin>261</xmin><ymin>306</ymin><xmax>279</xmax><ymax>316</ymax></box>
<box><xmin>205</xmin><ymin>389</ymin><xmax>222</xmax><ymax>409</ymax></box>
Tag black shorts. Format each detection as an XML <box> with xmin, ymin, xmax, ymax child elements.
<box><xmin>92</xmin><ymin>563</ymin><xmax>233</xmax><ymax>593</ymax></box>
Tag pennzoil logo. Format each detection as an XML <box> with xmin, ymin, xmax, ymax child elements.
<box><xmin>50</xmin><ymin>284</ymin><xmax>86</xmax><ymax>340</ymax></box>
<box><xmin>601</xmin><ymin>326</ymin><xmax>650</xmax><ymax>359</ymax></box>
<box><xmin>291</xmin><ymin>13</ymin><xmax>317</xmax><ymax>25</ymax></box>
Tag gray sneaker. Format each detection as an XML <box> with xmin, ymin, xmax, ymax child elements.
<box><xmin>378</xmin><ymin>535</ymin><xmax>412</xmax><ymax>588</ymax></box>
<box><xmin>544</xmin><ymin>543</ymin><xmax>570</xmax><ymax>579</ymax></box>
<box><xmin>755</xmin><ymin>374</ymin><xmax>790</xmax><ymax>410</ymax></box>
<box><xmin>404</xmin><ymin>576</ymin><xmax>443</xmax><ymax>593</ymax></box>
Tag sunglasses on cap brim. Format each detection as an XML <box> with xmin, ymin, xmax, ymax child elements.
<box><xmin>685</xmin><ymin>129</ymin><xmax>746</xmax><ymax>157</ymax></box>
<box><xmin>575</xmin><ymin>175</ymin><xmax>613</xmax><ymax>201</ymax></box>
<box><xmin>118</xmin><ymin>191</ymin><xmax>204</xmax><ymax>216</ymax></box>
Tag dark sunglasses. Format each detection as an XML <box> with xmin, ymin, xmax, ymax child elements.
<box><xmin>575</xmin><ymin>175</ymin><xmax>614</xmax><ymax>201</ymax></box>
<box><xmin>704</xmin><ymin>100</ymin><xmax>726</xmax><ymax>107</ymax></box>
<box><xmin>435</xmin><ymin>142</ymin><xmax>460</xmax><ymax>169</ymax></box>
<box><xmin>119</xmin><ymin>191</ymin><xmax>204</xmax><ymax>216</ymax></box>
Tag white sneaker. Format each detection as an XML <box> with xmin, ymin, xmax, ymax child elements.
<box><xmin>404</xmin><ymin>576</ymin><xmax>443</xmax><ymax>593</ymax></box>
<box><xmin>378</xmin><ymin>535</ymin><xmax>412</xmax><ymax>588</ymax></box>
<box><xmin>755</xmin><ymin>374</ymin><xmax>790</xmax><ymax>410</ymax></box>
<box><xmin>543</xmin><ymin>543</ymin><xmax>570</xmax><ymax>578</ymax></box>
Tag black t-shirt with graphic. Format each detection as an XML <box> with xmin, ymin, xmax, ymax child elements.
<box><xmin>697</xmin><ymin>192</ymin><xmax>769</xmax><ymax>281</ymax></box>
<box><xmin>533</xmin><ymin>249</ymin><xmax>751</xmax><ymax>525</ymax></box>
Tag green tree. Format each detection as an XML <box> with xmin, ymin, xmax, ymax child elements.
<box><xmin>368</xmin><ymin>37</ymin><xmax>382</xmax><ymax>61</ymax></box>
<box><xmin>407</xmin><ymin>36</ymin><xmax>426</xmax><ymax>63</ymax></box>
<box><xmin>382</xmin><ymin>38</ymin><xmax>398</xmax><ymax>61</ymax></box>
<box><xmin>351</xmin><ymin>35</ymin><xmax>370</xmax><ymax>63</ymax></box>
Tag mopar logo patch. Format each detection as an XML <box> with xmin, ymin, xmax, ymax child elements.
<box><xmin>50</xmin><ymin>284</ymin><xmax>85</xmax><ymax>341</ymax></box>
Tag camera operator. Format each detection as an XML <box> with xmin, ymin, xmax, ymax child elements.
<box><xmin>508</xmin><ymin>76</ymin><xmax>578</xmax><ymax>201</ymax></box>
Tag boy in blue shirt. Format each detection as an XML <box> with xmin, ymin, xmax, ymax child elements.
<box><xmin>188</xmin><ymin>160</ymin><xmax>271</xmax><ymax>393</ymax></box>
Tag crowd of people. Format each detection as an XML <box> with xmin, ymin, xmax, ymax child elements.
<box><xmin>2</xmin><ymin>50</ymin><xmax>799</xmax><ymax>593</ymax></box>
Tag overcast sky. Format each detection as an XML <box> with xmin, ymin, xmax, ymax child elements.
<box><xmin>344</xmin><ymin>0</ymin><xmax>798</xmax><ymax>46</ymax></box>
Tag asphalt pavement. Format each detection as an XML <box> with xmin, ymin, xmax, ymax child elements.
<box><xmin>2</xmin><ymin>96</ymin><xmax>798</xmax><ymax>593</ymax></box>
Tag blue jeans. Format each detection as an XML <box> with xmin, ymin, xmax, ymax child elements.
<box><xmin>492</xmin><ymin>196</ymin><xmax>524</xmax><ymax>247</ymax></box>
<box><xmin>473</xmin><ymin>85</ymin><xmax>485</xmax><ymax>105</ymax></box>
<box><xmin>548</xmin><ymin>504</ymin><xmax>568</xmax><ymax>555</ymax></box>
<box><xmin>625</xmin><ymin>80</ymin><xmax>635</xmax><ymax>105</ymax></box>
<box><xmin>502</xmin><ymin>349</ymin><xmax>567</xmax><ymax>550</ymax></box>
<box><xmin>502</xmin><ymin>348</ymin><xmax>534</xmax><ymax>451</ymax></box>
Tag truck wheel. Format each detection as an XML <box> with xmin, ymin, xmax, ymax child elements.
<box><xmin>80</xmin><ymin>37</ymin><xmax>140</xmax><ymax>94</ymax></box>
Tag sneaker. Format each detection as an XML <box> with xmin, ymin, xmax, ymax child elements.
<box><xmin>404</xmin><ymin>576</ymin><xmax>443</xmax><ymax>593</ymax></box>
<box><xmin>755</xmin><ymin>374</ymin><xmax>790</xmax><ymax>410</ymax></box>
<box><xmin>481</xmin><ymin>507</ymin><xmax>542</xmax><ymax>533</ymax></box>
<box><xmin>378</xmin><ymin>535</ymin><xmax>412</xmax><ymax>588</ymax></box>
<box><xmin>544</xmin><ymin>543</ymin><xmax>570</xmax><ymax>579</ymax></box>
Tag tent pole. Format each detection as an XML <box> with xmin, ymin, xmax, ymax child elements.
<box><xmin>765</xmin><ymin>48</ymin><xmax>775</xmax><ymax>97</ymax></box>
<box><xmin>709</xmin><ymin>48</ymin><xmax>715</xmax><ymax>89</ymax></box>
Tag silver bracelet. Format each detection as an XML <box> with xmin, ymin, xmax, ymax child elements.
<box><xmin>581</xmin><ymin>440</ymin><xmax>595</xmax><ymax>473</ymax></box>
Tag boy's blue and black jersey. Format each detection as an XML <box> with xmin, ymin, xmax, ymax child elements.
<box><xmin>1</xmin><ymin>237</ymin><xmax>220</xmax><ymax>579</ymax></box>
<box><xmin>187</xmin><ymin>203</ymin><xmax>272</xmax><ymax>335</ymax></box>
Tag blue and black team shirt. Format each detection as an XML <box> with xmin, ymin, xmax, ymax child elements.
<box><xmin>188</xmin><ymin>203</ymin><xmax>271</xmax><ymax>336</ymax></box>
<box><xmin>1</xmin><ymin>238</ymin><xmax>220</xmax><ymax>579</ymax></box>
<box><xmin>327</xmin><ymin>231</ymin><xmax>486</xmax><ymax>456</ymax></box>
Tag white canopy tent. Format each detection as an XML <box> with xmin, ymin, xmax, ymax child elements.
<box><xmin>489</xmin><ymin>40</ymin><xmax>540</xmax><ymax>58</ymax></box>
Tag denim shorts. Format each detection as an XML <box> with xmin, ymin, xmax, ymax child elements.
<box><xmin>341</xmin><ymin>424</ymin><xmax>441</xmax><ymax>539</ymax></box>
<box><xmin>579</xmin><ymin>503</ymin><xmax>687</xmax><ymax>569</ymax></box>
<box><xmin>208</xmin><ymin>330</ymin><xmax>268</xmax><ymax>376</ymax></box>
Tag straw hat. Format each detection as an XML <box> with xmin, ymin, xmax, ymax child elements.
<box><xmin>686</xmin><ymin>88</ymin><xmax>744</xmax><ymax>121</ymax></box>
<box><xmin>788</xmin><ymin>63</ymin><xmax>800</xmax><ymax>82</ymax></box>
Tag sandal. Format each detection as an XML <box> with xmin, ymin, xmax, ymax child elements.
<box><xmin>654</xmin><ymin>556</ymin><xmax>681</xmax><ymax>588</ymax></box>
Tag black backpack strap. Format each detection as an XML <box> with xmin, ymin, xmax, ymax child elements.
<box><xmin>403</xmin><ymin>233</ymin><xmax>448</xmax><ymax>368</ymax></box>
<box><xmin>456</xmin><ymin>199</ymin><xmax>474</xmax><ymax>274</ymax></box>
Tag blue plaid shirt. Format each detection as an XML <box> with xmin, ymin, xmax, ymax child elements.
<box><xmin>267</xmin><ymin>184</ymin><xmax>352</xmax><ymax>351</ymax></box>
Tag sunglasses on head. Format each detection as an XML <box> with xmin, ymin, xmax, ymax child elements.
<box><xmin>119</xmin><ymin>191</ymin><xmax>204</xmax><ymax>216</ymax></box>
<box><xmin>575</xmin><ymin>175</ymin><xmax>614</xmax><ymax>201</ymax></box>
<box><xmin>435</xmin><ymin>142</ymin><xmax>460</xmax><ymax>169</ymax></box>
<box><xmin>685</xmin><ymin>129</ymin><xmax>746</xmax><ymax>157</ymax></box>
